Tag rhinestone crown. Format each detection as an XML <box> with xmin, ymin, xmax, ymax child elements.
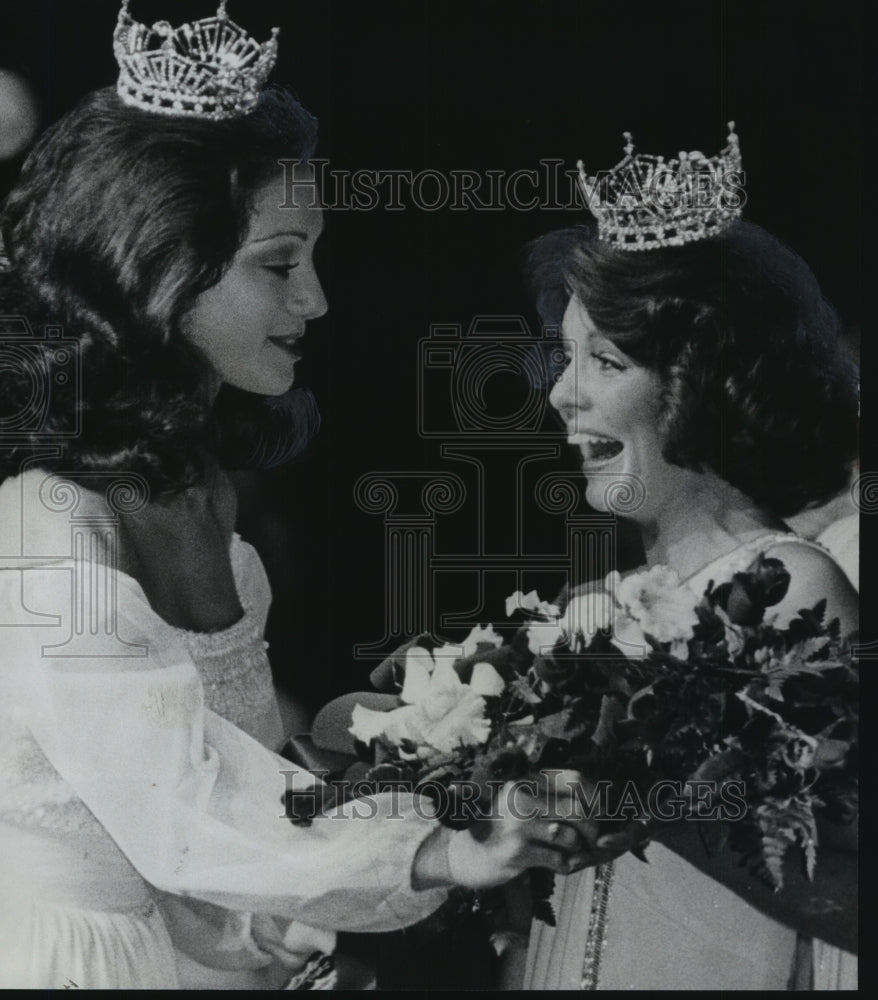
<box><xmin>113</xmin><ymin>0</ymin><xmax>279</xmax><ymax>121</ymax></box>
<box><xmin>576</xmin><ymin>123</ymin><xmax>744</xmax><ymax>251</ymax></box>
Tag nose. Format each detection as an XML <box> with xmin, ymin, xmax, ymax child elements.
<box><xmin>290</xmin><ymin>260</ymin><xmax>328</xmax><ymax>321</ymax></box>
<box><xmin>549</xmin><ymin>357</ymin><xmax>587</xmax><ymax>423</ymax></box>
<box><xmin>549</xmin><ymin>356</ymin><xmax>598</xmax><ymax>437</ymax></box>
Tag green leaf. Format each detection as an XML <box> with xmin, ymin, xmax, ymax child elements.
<box><xmin>509</xmin><ymin>675</ymin><xmax>543</xmax><ymax>705</ymax></box>
<box><xmin>535</xmin><ymin>708</ymin><xmax>579</xmax><ymax>740</ymax></box>
<box><xmin>592</xmin><ymin>695</ymin><xmax>625</xmax><ymax>750</ymax></box>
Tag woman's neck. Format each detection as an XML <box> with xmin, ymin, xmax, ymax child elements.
<box><xmin>638</xmin><ymin>470</ymin><xmax>786</xmax><ymax>581</ymax></box>
<box><xmin>205</xmin><ymin>370</ymin><xmax>223</xmax><ymax>404</ymax></box>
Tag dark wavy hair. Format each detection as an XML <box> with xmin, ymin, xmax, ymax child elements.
<box><xmin>0</xmin><ymin>85</ymin><xmax>318</xmax><ymax>493</ymax></box>
<box><xmin>526</xmin><ymin>221</ymin><xmax>859</xmax><ymax>517</ymax></box>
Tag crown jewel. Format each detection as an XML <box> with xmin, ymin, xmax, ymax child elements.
<box><xmin>113</xmin><ymin>1</ymin><xmax>279</xmax><ymax>120</ymax></box>
<box><xmin>576</xmin><ymin>123</ymin><xmax>744</xmax><ymax>251</ymax></box>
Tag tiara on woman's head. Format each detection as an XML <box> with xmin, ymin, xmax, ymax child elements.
<box><xmin>113</xmin><ymin>0</ymin><xmax>279</xmax><ymax>121</ymax></box>
<box><xmin>576</xmin><ymin>123</ymin><xmax>744</xmax><ymax>251</ymax></box>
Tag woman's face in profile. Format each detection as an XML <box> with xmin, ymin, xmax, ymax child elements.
<box><xmin>550</xmin><ymin>295</ymin><xmax>689</xmax><ymax>519</ymax></box>
<box><xmin>184</xmin><ymin>166</ymin><xmax>327</xmax><ymax>396</ymax></box>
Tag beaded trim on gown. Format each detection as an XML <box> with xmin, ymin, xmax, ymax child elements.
<box><xmin>154</xmin><ymin>529</ymin><xmax>297</xmax><ymax>989</ymax></box>
<box><xmin>521</xmin><ymin>532</ymin><xmax>857</xmax><ymax>991</ymax></box>
<box><xmin>0</xmin><ymin>468</ymin><xmax>448</xmax><ymax>989</ymax></box>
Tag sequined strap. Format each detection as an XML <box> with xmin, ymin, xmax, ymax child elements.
<box><xmin>580</xmin><ymin>861</ymin><xmax>614</xmax><ymax>990</ymax></box>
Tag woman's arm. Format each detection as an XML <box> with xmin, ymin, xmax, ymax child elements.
<box><xmin>9</xmin><ymin>567</ymin><xmax>608</xmax><ymax>934</ymax></box>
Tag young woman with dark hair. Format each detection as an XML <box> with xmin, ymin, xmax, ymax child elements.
<box><xmin>0</xmin><ymin>85</ymin><xmax>319</xmax><ymax>495</ymax></box>
<box><xmin>0</xmin><ymin>27</ymin><xmax>611</xmax><ymax>993</ymax></box>
<box><xmin>511</xmin><ymin>218</ymin><xmax>858</xmax><ymax>990</ymax></box>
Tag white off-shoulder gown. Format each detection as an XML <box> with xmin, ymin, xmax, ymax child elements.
<box><xmin>0</xmin><ymin>468</ymin><xmax>447</xmax><ymax>989</ymax></box>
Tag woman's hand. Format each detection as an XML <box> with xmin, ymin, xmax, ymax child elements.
<box><xmin>412</xmin><ymin>771</ymin><xmax>640</xmax><ymax>891</ymax></box>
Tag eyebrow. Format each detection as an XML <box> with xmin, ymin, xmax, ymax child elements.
<box><xmin>246</xmin><ymin>229</ymin><xmax>315</xmax><ymax>245</ymax></box>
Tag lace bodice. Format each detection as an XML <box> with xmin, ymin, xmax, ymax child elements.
<box><xmin>182</xmin><ymin>619</ymin><xmax>276</xmax><ymax>736</ymax></box>
<box><xmin>0</xmin><ymin>705</ymin><xmax>97</xmax><ymax>833</ymax></box>
<box><xmin>173</xmin><ymin>533</ymin><xmax>283</xmax><ymax>747</ymax></box>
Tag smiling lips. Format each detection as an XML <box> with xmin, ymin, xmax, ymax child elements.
<box><xmin>568</xmin><ymin>430</ymin><xmax>624</xmax><ymax>465</ymax></box>
<box><xmin>268</xmin><ymin>334</ymin><xmax>303</xmax><ymax>357</ymax></box>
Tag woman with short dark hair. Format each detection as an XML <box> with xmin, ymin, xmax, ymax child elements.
<box><xmin>514</xmin><ymin>199</ymin><xmax>858</xmax><ymax>988</ymax></box>
<box><xmin>528</xmin><ymin>219</ymin><xmax>858</xmax><ymax>519</ymax></box>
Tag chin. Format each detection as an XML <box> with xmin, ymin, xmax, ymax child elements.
<box><xmin>264</xmin><ymin>376</ymin><xmax>296</xmax><ymax>396</ymax></box>
<box><xmin>228</xmin><ymin>371</ymin><xmax>296</xmax><ymax>396</ymax></box>
<box><xmin>584</xmin><ymin>469</ymin><xmax>650</xmax><ymax>519</ymax></box>
<box><xmin>583</xmin><ymin>477</ymin><xmax>609</xmax><ymax>513</ymax></box>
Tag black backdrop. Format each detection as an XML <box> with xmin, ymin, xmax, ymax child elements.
<box><xmin>0</xmin><ymin>0</ymin><xmax>868</xmax><ymax>711</ymax></box>
<box><xmin>0</xmin><ymin>0</ymin><xmax>872</xmax><ymax>989</ymax></box>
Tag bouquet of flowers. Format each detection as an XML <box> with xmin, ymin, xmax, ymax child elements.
<box><xmin>300</xmin><ymin>552</ymin><xmax>857</xmax><ymax>940</ymax></box>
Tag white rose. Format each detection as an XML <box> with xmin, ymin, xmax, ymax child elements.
<box><xmin>526</xmin><ymin>621</ymin><xmax>565</xmax><ymax>656</ymax></box>
<box><xmin>350</xmin><ymin>646</ymin><xmax>493</xmax><ymax>754</ymax></box>
<box><xmin>460</xmin><ymin>623</ymin><xmax>504</xmax><ymax>657</ymax></box>
<box><xmin>505</xmin><ymin>590</ymin><xmax>561</xmax><ymax>619</ymax></box>
<box><xmin>470</xmin><ymin>661</ymin><xmax>506</xmax><ymax>697</ymax></box>
<box><xmin>615</xmin><ymin>565</ymin><xmax>699</xmax><ymax>644</ymax></box>
<box><xmin>609</xmin><ymin>611</ymin><xmax>648</xmax><ymax>659</ymax></box>
<box><xmin>560</xmin><ymin>588</ymin><xmax>616</xmax><ymax>648</ymax></box>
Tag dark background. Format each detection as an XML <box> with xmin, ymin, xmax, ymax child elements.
<box><xmin>0</xmin><ymin>0</ymin><xmax>868</xmax><ymax>710</ymax></box>
<box><xmin>1</xmin><ymin>1</ymin><xmax>871</xmax><ymax>989</ymax></box>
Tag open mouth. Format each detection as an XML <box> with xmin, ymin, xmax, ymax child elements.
<box><xmin>574</xmin><ymin>432</ymin><xmax>624</xmax><ymax>462</ymax></box>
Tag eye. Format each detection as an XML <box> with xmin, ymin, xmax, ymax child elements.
<box><xmin>264</xmin><ymin>263</ymin><xmax>300</xmax><ymax>277</ymax></box>
<box><xmin>591</xmin><ymin>352</ymin><xmax>627</xmax><ymax>373</ymax></box>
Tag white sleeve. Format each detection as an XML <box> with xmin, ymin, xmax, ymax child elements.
<box><xmin>4</xmin><ymin>567</ymin><xmax>447</xmax><ymax>933</ymax></box>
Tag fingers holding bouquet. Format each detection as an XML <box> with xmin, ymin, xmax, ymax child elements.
<box><xmin>435</xmin><ymin>771</ymin><xmax>649</xmax><ymax>889</ymax></box>
<box><xmin>530</xmin><ymin>768</ymin><xmax>653</xmax><ymax>870</ymax></box>
<box><xmin>451</xmin><ymin>777</ymin><xmax>588</xmax><ymax>884</ymax></box>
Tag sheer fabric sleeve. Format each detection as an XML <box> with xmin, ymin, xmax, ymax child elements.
<box><xmin>3</xmin><ymin>566</ymin><xmax>447</xmax><ymax>933</ymax></box>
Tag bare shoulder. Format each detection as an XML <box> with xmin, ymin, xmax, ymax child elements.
<box><xmin>762</xmin><ymin>538</ymin><xmax>858</xmax><ymax>637</ymax></box>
